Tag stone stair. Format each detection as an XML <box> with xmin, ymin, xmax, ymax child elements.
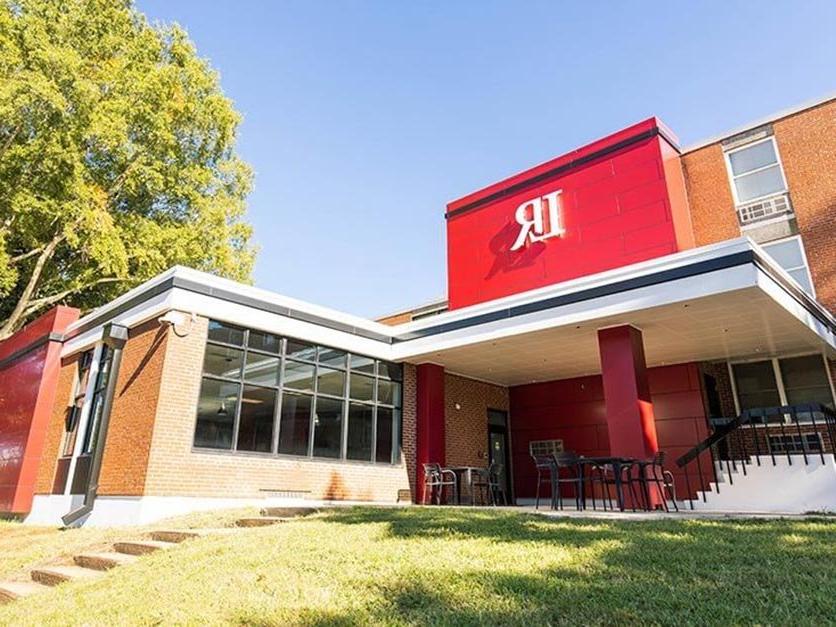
<box><xmin>0</xmin><ymin>506</ymin><xmax>325</xmax><ymax>605</ymax></box>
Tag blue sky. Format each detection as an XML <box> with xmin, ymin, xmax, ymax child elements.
<box><xmin>138</xmin><ymin>1</ymin><xmax>835</xmax><ymax>318</ymax></box>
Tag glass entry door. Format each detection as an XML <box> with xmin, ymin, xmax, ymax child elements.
<box><xmin>487</xmin><ymin>409</ymin><xmax>512</xmax><ymax>501</ymax></box>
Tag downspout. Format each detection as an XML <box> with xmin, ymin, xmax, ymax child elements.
<box><xmin>62</xmin><ymin>323</ymin><xmax>129</xmax><ymax>527</ymax></box>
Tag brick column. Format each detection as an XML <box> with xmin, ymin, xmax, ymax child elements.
<box><xmin>415</xmin><ymin>363</ymin><xmax>445</xmax><ymax>504</ymax></box>
<box><xmin>597</xmin><ymin>325</ymin><xmax>661</xmax><ymax>508</ymax></box>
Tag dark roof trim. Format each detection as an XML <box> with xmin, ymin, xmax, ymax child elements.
<box><xmin>445</xmin><ymin>125</ymin><xmax>680</xmax><ymax>220</ymax></box>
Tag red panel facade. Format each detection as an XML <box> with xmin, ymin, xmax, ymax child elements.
<box><xmin>446</xmin><ymin>118</ymin><xmax>694</xmax><ymax>309</ymax></box>
<box><xmin>509</xmin><ymin>362</ymin><xmax>711</xmax><ymax>500</ymax></box>
<box><xmin>415</xmin><ymin>363</ymin><xmax>446</xmax><ymax>503</ymax></box>
<box><xmin>0</xmin><ymin>307</ymin><xmax>79</xmax><ymax>514</ymax></box>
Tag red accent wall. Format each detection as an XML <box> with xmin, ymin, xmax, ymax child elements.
<box><xmin>446</xmin><ymin>118</ymin><xmax>694</xmax><ymax>309</ymax></box>
<box><xmin>509</xmin><ymin>363</ymin><xmax>711</xmax><ymax>500</ymax></box>
<box><xmin>415</xmin><ymin>363</ymin><xmax>446</xmax><ymax>503</ymax></box>
<box><xmin>0</xmin><ymin>307</ymin><xmax>79</xmax><ymax>514</ymax></box>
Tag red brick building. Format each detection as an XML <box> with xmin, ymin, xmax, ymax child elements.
<box><xmin>2</xmin><ymin>94</ymin><xmax>834</xmax><ymax>524</ymax></box>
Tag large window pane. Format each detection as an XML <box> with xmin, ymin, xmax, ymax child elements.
<box><xmin>203</xmin><ymin>345</ymin><xmax>244</xmax><ymax>379</ymax></box>
<box><xmin>349</xmin><ymin>354</ymin><xmax>375</xmax><ymax>374</ymax></box>
<box><xmin>378</xmin><ymin>361</ymin><xmax>402</xmax><ymax>381</ymax></box>
<box><xmin>248</xmin><ymin>330</ymin><xmax>281</xmax><ymax>354</ymax></box>
<box><xmin>208</xmin><ymin>321</ymin><xmax>245</xmax><ymax>346</ymax></box>
<box><xmin>317</xmin><ymin>366</ymin><xmax>345</xmax><ymax>397</ymax></box>
<box><xmin>728</xmin><ymin>141</ymin><xmax>778</xmax><ymax>175</ymax></box>
<box><xmin>732</xmin><ymin>361</ymin><xmax>781</xmax><ymax>412</ymax></box>
<box><xmin>780</xmin><ymin>355</ymin><xmax>833</xmax><ymax>408</ymax></box>
<box><xmin>278</xmin><ymin>392</ymin><xmax>311</xmax><ymax>456</ymax></box>
<box><xmin>734</xmin><ymin>165</ymin><xmax>785</xmax><ymax>202</ymax></box>
<box><xmin>244</xmin><ymin>352</ymin><xmax>279</xmax><ymax>387</ymax></box>
<box><xmin>349</xmin><ymin>373</ymin><xmax>375</xmax><ymax>402</ymax></box>
<box><xmin>287</xmin><ymin>339</ymin><xmax>316</xmax><ymax>361</ymax></box>
<box><xmin>236</xmin><ymin>385</ymin><xmax>276</xmax><ymax>453</ymax></box>
<box><xmin>313</xmin><ymin>397</ymin><xmax>343</xmax><ymax>458</ymax></box>
<box><xmin>376</xmin><ymin>407</ymin><xmax>394</xmax><ymax>463</ymax></box>
<box><xmin>377</xmin><ymin>379</ymin><xmax>402</xmax><ymax>407</ymax></box>
<box><xmin>762</xmin><ymin>239</ymin><xmax>804</xmax><ymax>269</ymax></box>
<box><xmin>346</xmin><ymin>403</ymin><xmax>373</xmax><ymax>461</ymax></box>
<box><xmin>319</xmin><ymin>348</ymin><xmax>346</xmax><ymax>369</ymax></box>
<box><xmin>194</xmin><ymin>378</ymin><xmax>239</xmax><ymax>450</ymax></box>
<box><xmin>283</xmin><ymin>360</ymin><xmax>315</xmax><ymax>392</ymax></box>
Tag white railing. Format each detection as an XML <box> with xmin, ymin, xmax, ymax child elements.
<box><xmin>737</xmin><ymin>193</ymin><xmax>793</xmax><ymax>226</ymax></box>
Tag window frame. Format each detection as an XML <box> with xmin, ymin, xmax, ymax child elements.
<box><xmin>193</xmin><ymin>321</ymin><xmax>403</xmax><ymax>465</ymax></box>
<box><xmin>723</xmin><ymin>136</ymin><xmax>790</xmax><ymax>207</ymax></box>
<box><xmin>760</xmin><ymin>235</ymin><xmax>816</xmax><ymax>297</ymax></box>
<box><xmin>727</xmin><ymin>352</ymin><xmax>836</xmax><ymax>422</ymax></box>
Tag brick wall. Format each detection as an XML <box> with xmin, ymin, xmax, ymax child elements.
<box><xmin>142</xmin><ymin>315</ymin><xmax>411</xmax><ymax>502</ymax></box>
<box><xmin>97</xmin><ymin>320</ymin><xmax>168</xmax><ymax>496</ymax></box>
<box><xmin>682</xmin><ymin>98</ymin><xmax>836</xmax><ymax>313</ymax></box>
<box><xmin>33</xmin><ymin>354</ymin><xmax>78</xmax><ymax>494</ymax></box>
<box><xmin>444</xmin><ymin>374</ymin><xmax>509</xmax><ymax>468</ymax></box>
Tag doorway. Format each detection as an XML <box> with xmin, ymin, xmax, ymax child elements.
<box><xmin>487</xmin><ymin>409</ymin><xmax>512</xmax><ymax>502</ymax></box>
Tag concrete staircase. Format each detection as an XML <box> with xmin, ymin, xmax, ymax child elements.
<box><xmin>0</xmin><ymin>506</ymin><xmax>322</xmax><ymax>605</ymax></box>
<box><xmin>688</xmin><ymin>454</ymin><xmax>836</xmax><ymax>513</ymax></box>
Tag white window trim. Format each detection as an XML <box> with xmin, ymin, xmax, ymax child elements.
<box><xmin>727</xmin><ymin>352</ymin><xmax>836</xmax><ymax>423</ymax></box>
<box><xmin>761</xmin><ymin>234</ymin><xmax>816</xmax><ymax>298</ymax></box>
<box><xmin>723</xmin><ymin>136</ymin><xmax>790</xmax><ymax>207</ymax></box>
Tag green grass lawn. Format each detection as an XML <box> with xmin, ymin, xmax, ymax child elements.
<box><xmin>1</xmin><ymin>507</ymin><xmax>835</xmax><ymax>625</ymax></box>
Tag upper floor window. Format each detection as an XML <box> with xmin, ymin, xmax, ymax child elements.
<box><xmin>761</xmin><ymin>236</ymin><xmax>815</xmax><ymax>295</ymax></box>
<box><xmin>724</xmin><ymin>137</ymin><xmax>792</xmax><ymax>226</ymax></box>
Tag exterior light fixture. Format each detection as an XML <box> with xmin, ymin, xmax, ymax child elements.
<box><xmin>217</xmin><ymin>399</ymin><xmax>228</xmax><ymax>416</ymax></box>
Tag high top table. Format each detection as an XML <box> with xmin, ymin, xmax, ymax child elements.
<box><xmin>578</xmin><ymin>456</ymin><xmax>638</xmax><ymax>511</ymax></box>
<box><xmin>446</xmin><ymin>466</ymin><xmax>488</xmax><ymax>506</ymax></box>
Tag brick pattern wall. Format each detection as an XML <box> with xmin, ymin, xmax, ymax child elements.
<box><xmin>682</xmin><ymin>98</ymin><xmax>836</xmax><ymax>314</ymax></box>
<box><xmin>377</xmin><ymin>312</ymin><xmax>412</xmax><ymax>326</ymax></box>
<box><xmin>97</xmin><ymin>320</ymin><xmax>168</xmax><ymax>496</ymax></box>
<box><xmin>142</xmin><ymin>315</ymin><xmax>410</xmax><ymax>502</ymax></box>
<box><xmin>33</xmin><ymin>354</ymin><xmax>78</xmax><ymax>494</ymax></box>
<box><xmin>701</xmin><ymin>361</ymin><xmax>737</xmax><ymax>418</ymax></box>
<box><xmin>444</xmin><ymin>374</ymin><xmax>509</xmax><ymax>468</ymax></box>
<box><xmin>401</xmin><ymin>363</ymin><xmax>417</xmax><ymax>496</ymax></box>
<box><xmin>772</xmin><ymin>100</ymin><xmax>836</xmax><ymax>313</ymax></box>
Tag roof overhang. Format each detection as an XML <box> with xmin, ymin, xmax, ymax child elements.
<box><xmin>60</xmin><ymin>238</ymin><xmax>836</xmax><ymax>387</ymax></box>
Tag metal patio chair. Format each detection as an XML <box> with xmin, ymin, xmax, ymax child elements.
<box><xmin>553</xmin><ymin>452</ymin><xmax>585</xmax><ymax>510</ymax></box>
<box><xmin>473</xmin><ymin>462</ymin><xmax>507</xmax><ymax>506</ymax></box>
<box><xmin>532</xmin><ymin>454</ymin><xmax>558</xmax><ymax>509</ymax></box>
<box><xmin>422</xmin><ymin>463</ymin><xmax>458</xmax><ymax>505</ymax></box>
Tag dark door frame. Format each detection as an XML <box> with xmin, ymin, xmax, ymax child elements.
<box><xmin>487</xmin><ymin>409</ymin><xmax>513</xmax><ymax>502</ymax></box>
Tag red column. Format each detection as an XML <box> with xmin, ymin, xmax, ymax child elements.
<box><xmin>597</xmin><ymin>325</ymin><xmax>661</xmax><ymax>507</ymax></box>
<box><xmin>415</xmin><ymin>363</ymin><xmax>445</xmax><ymax>504</ymax></box>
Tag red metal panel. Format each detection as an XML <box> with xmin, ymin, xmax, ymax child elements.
<box><xmin>446</xmin><ymin>118</ymin><xmax>694</xmax><ymax>309</ymax></box>
<box><xmin>0</xmin><ymin>306</ymin><xmax>79</xmax><ymax>514</ymax></box>
<box><xmin>415</xmin><ymin>363</ymin><xmax>445</xmax><ymax>504</ymax></box>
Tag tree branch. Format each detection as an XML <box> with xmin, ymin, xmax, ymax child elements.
<box><xmin>9</xmin><ymin>246</ymin><xmax>45</xmax><ymax>264</ymax></box>
<box><xmin>0</xmin><ymin>229</ymin><xmax>67</xmax><ymax>340</ymax></box>
<box><xmin>22</xmin><ymin>276</ymin><xmax>126</xmax><ymax>318</ymax></box>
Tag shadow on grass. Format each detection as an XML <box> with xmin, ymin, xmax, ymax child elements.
<box><xmin>298</xmin><ymin>507</ymin><xmax>836</xmax><ymax>626</ymax></box>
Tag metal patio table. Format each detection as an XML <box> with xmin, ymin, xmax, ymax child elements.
<box><xmin>579</xmin><ymin>456</ymin><xmax>638</xmax><ymax>512</ymax></box>
<box><xmin>446</xmin><ymin>466</ymin><xmax>489</xmax><ymax>505</ymax></box>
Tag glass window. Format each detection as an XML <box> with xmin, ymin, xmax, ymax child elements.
<box><xmin>203</xmin><ymin>345</ymin><xmax>244</xmax><ymax>379</ymax></box>
<box><xmin>317</xmin><ymin>366</ymin><xmax>345</xmax><ymax>397</ymax></box>
<box><xmin>287</xmin><ymin>339</ymin><xmax>316</xmax><ymax>361</ymax></box>
<box><xmin>62</xmin><ymin>350</ymin><xmax>94</xmax><ymax>456</ymax></box>
<box><xmin>82</xmin><ymin>346</ymin><xmax>112</xmax><ymax>454</ymax></box>
<box><xmin>194</xmin><ymin>378</ymin><xmax>239</xmax><ymax>449</ymax></box>
<box><xmin>208</xmin><ymin>321</ymin><xmax>245</xmax><ymax>346</ymax></box>
<box><xmin>779</xmin><ymin>355</ymin><xmax>833</xmax><ymax>408</ymax></box>
<box><xmin>726</xmin><ymin>139</ymin><xmax>786</xmax><ymax>204</ymax></box>
<box><xmin>378</xmin><ymin>361</ymin><xmax>403</xmax><ymax>381</ymax></box>
<box><xmin>376</xmin><ymin>407</ymin><xmax>396</xmax><ymax>463</ymax></box>
<box><xmin>283</xmin><ymin>360</ymin><xmax>315</xmax><ymax>393</ymax></box>
<box><xmin>732</xmin><ymin>361</ymin><xmax>781</xmax><ymax>412</ymax></box>
<box><xmin>349</xmin><ymin>373</ymin><xmax>375</xmax><ymax>402</ymax></box>
<box><xmin>377</xmin><ymin>378</ymin><xmax>402</xmax><ymax>407</ymax></box>
<box><xmin>319</xmin><ymin>348</ymin><xmax>346</xmax><ymax>369</ymax></box>
<box><xmin>278</xmin><ymin>392</ymin><xmax>311</xmax><ymax>456</ymax></box>
<box><xmin>248</xmin><ymin>330</ymin><xmax>281</xmax><ymax>354</ymax></box>
<box><xmin>350</xmin><ymin>354</ymin><xmax>376</xmax><ymax>374</ymax></box>
<box><xmin>236</xmin><ymin>385</ymin><xmax>276</xmax><ymax>453</ymax></box>
<box><xmin>313</xmin><ymin>397</ymin><xmax>343</xmax><ymax>458</ymax></box>
<box><xmin>346</xmin><ymin>403</ymin><xmax>373</xmax><ymax>461</ymax></box>
<box><xmin>762</xmin><ymin>238</ymin><xmax>814</xmax><ymax>295</ymax></box>
<box><xmin>243</xmin><ymin>352</ymin><xmax>279</xmax><ymax>387</ymax></box>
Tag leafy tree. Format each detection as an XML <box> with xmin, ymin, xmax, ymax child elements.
<box><xmin>0</xmin><ymin>0</ymin><xmax>255</xmax><ymax>339</ymax></box>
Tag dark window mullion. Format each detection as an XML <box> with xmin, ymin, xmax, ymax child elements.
<box><xmin>230</xmin><ymin>332</ymin><xmax>249</xmax><ymax>451</ymax></box>
<box><xmin>271</xmin><ymin>338</ymin><xmax>287</xmax><ymax>455</ymax></box>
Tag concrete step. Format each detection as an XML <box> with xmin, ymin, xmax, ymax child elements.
<box><xmin>260</xmin><ymin>506</ymin><xmax>320</xmax><ymax>518</ymax></box>
<box><xmin>74</xmin><ymin>552</ymin><xmax>138</xmax><ymax>571</ymax></box>
<box><xmin>0</xmin><ymin>581</ymin><xmax>51</xmax><ymax>604</ymax></box>
<box><xmin>113</xmin><ymin>539</ymin><xmax>177</xmax><ymax>556</ymax></box>
<box><xmin>149</xmin><ymin>529</ymin><xmax>213</xmax><ymax>543</ymax></box>
<box><xmin>236</xmin><ymin>516</ymin><xmax>292</xmax><ymax>527</ymax></box>
<box><xmin>31</xmin><ymin>565</ymin><xmax>103</xmax><ymax>587</ymax></box>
